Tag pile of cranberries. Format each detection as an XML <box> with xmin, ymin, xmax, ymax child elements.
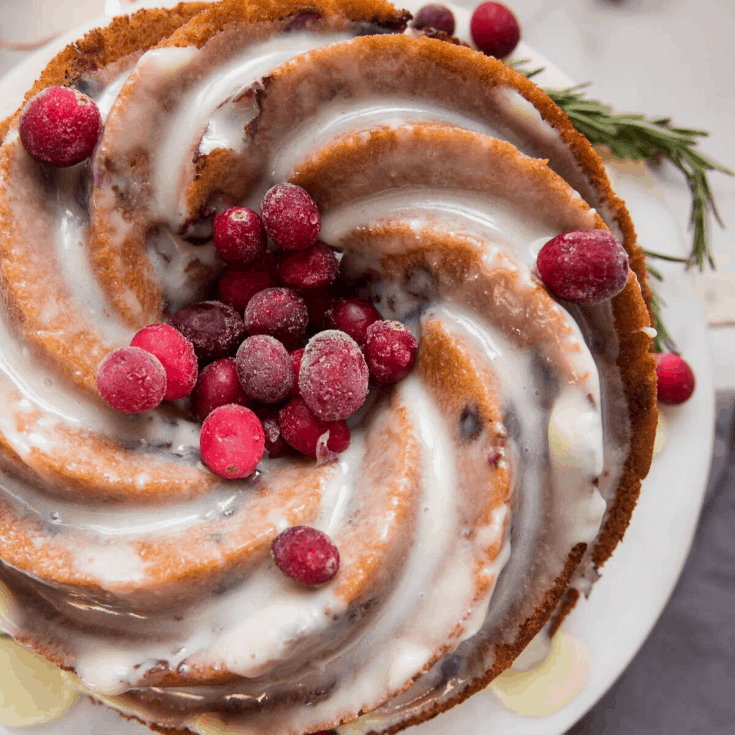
<box><xmin>96</xmin><ymin>183</ymin><xmax>418</xmax><ymax>483</ymax></box>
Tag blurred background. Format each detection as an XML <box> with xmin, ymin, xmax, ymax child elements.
<box><xmin>1</xmin><ymin>1</ymin><xmax>733</xmax><ymax>733</ymax></box>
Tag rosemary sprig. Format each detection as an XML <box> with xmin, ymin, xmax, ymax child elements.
<box><xmin>544</xmin><ymin>84</ymin><xmax>732</xmax><ymax>270</ymax></box>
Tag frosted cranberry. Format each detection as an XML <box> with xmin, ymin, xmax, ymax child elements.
<box><xmin>278</xmin><ymin>242</ymin><xmax>339</xmax><ymax>291</ymax></box>
<box><xmin>656</xmin><ymin>353</ymin><xmax>696</xmax><ymax>405</ymax></box>
<box><xmin>299</xmin><ymin>331</ymin><xmax>369</xmax><ymax>420</ymax></box>
<box><xmin>326</xmin><ymin>298</ymin><xmax>381</xmax><ymax>346</ymax></box>
<box><xmin>217</xmin><ymin>255</ymin><xmax>280</xmax><ymax>313</ymax></box>
<box><xmin>97</xmin><ymin>347</ymin><xmax>166</xmax><ymax>413</ymax></box>
<box><xmin>213</xmin><ymin>207</ymin><xmax>267</xmax><ymax>267</ymax></box>
<box><xmin>261</xmin><ymin>183</ymin><xmax>320</xmax><ymax>252</ymax></box>
<box><xmin>470</xmin><ymin>2</ymin><xmax>521</xmax><ymax>58</ymax></box>
<box><xmin>244</xmin><ymin>287</ymin><xmax>308</xmax><ymax>345</ymax></box>
<box><xmin>200</xmin><ymin>404</ymin><xmax>264</xmax><ymax>479</ymax></box>
<box><xmin>536</xmin><ymin>230</ymin><xmax>629</xmax><ymax>304</ymax></box>
<box><xmin>256</xmin><ymin>408</ymin><xmax>288</xmax><ymax>458</ymax></box>
<box><xmin>278</xmin><ymin>398</ymin><xmax>350</xmax><ymax>457</ymax></box>
<box><xmin>364</xmin><ymin>321</ymin><xmax>418</xmax><ymax>385</ymax></box>
<box><xmin>412</xmin><ymin>4</ymin><xmax>455</xmax><ymax>34</ymax></box>
<box><xmin>271</xmin><ymin>526</ymin><xmax>340</xmax><ymax>585</ymax></box>
<box><xmin>170</xmin><ymin>301</ymin><xmax>246</xmax><ymax>361</ymax></box>
<box><xmin>236</xmin><ymin>335</ymin><xmax>294</xmax><ymax>404</ymax></box>
<box><xmin>130</xmin><ymin>323</ymin><xmax>197</xmax><ymax>401</ymax></box>
<box><xmin>190</xmin><ymin>358</ymin><xmax>248</xmax><ymax>422</ymax></box>
<box><xmin>290</xmin><ymin>348</ymin><xmax>304</xmax><ymax>397</ymax></box>
<box><xmin>19</xmin><ymin>86</ymin><xmax>102</xmax><ymax>167</ymax></box>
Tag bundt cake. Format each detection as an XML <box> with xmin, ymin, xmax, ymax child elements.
<box><xmin>0</xmin><ymin>1</ymin><xmax>657</xmax><ymax>733</ymax></box>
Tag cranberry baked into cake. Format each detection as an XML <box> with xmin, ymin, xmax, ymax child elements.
<box><xmin>0</xmin><ymin>1</ymin><xmax>657</xmax><ymax>733</ymax></box>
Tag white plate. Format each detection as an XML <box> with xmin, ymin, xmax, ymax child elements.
<box><xmin>0</xmin><ymin>1</ymin><xmax>714</xmax><ymax>733</ymax></box>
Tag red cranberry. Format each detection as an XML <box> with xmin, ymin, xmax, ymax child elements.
<box><xmin>326</xmin><ymin>297</ymin><xmax>381</xmax><ymax>346</ymax></box>
<box><xmin>200</xmin><ymin>404</ymin><xmax>264</xmax><ymax>479</ymax></box>
<box><xmin>470</xmin><ymin>2</ymin><xmax>521</xmax><ymax>58</ymax></box>
<box><xmin>656</xmin><ymin>353</ymin><xmax>695</xmax><ymax>405</ymax></box>
<box><xmin>212</xmin><ymin>207</ymin><xmax>267</xmax><ymax>267</ymax></box>
<box><xmin>256</xmin><ymin>408</ymin><xmax>289</xmax><ymax>458</ymax></box>
<box><xmin>278</xmin><ymin>398</ymin><xmax>350</xmax><ymax>457</ymax></box>
<box><xmin>170</xmin><ymin>301</ymin><xmax>246</xmax><ymax>361</ymax></box>
<box><xmin>290</xmin><ymin>348</ymin><xmax>304</xmax><ymax>397</ymax></box>
<box><xmin>217</xmin><ymin>255</ymin><xmax>280</xmax><ymax>313</ymax></box>
<box><xmin>19</xmin><ymin>86</ymin><xmax>102</xmax><ymax>167</ymax></box>
<box><xmin>299</xmin><ymin>331</ymin><xmax>369</xmax><ymax>420</ymax></box>
<box><xmin>277</xmin><ymin>242</ymin><xmax>339</xmax><ymax>291</ymax></box>
<box><xmin>190</xmin><ymin>358</ymin><xmax>249</xmax><ymax>422</ymax></box>
<box><xmin>244</xmin><ymin>287</ymin><xmax>308</xmax><ymax>345</ymax></box>
<box><xmin>96</xmin><ymin>347</ymin><xmax>166</xmax><ymax>413</ymax></box>
<box><xmin>412</xmin><ymin>4</ymin><xmax>455</xmax><ymax>34</ymax></box>
<box><xmin>261</xmin><ymin>183</ymin><xmax>320</xmax><ymax>252</ymax></box>
<box><xmin>236</xmin><ymin>335</ymin><xmax>294</xmax><ymax>404</ymax></box>
<box><xmin>130</xmin><ymin>323</ymin><xmax>197</xmax><ymax>401</ymax></box>
<box><xmin>364</xmin><ymin>321</ymin><xmax>418</xmax><ymax>385</ymax></box>
<box><xmin>536</xmin><ymin>230</ymin><xmax>629</xmax><ymax>304</ymax></box>
<box><xmin>271</xmin><ymin>526</ymin><xmax>340</xmax><ymax>585</ymax></box>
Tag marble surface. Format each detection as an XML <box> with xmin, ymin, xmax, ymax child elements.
<box><xmin>0</xmin><ymin>1</ymin><xmax>733</xmax><ymax>734</ymax></box>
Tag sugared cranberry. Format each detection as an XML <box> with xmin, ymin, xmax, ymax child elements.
<box><xmin>536</xmin><ymin>230</ymin><xmax>629</xmax><ymax>304</ymax></box>
<box><xmin>236</xmin><ymin>335</ymin><xmax>294</xmax><ymax>404</ymax></box>
<box><xmin>278</xmin><ymin>242</ymin><xmax>339</xmax><ymax>291</ymax></box>
<box><xmin>412</xmin><ymin>4</ymin><xmax>455</xmax><ymax>34</ymax></box>
<box><xmin>190</xmin><ymin>358</ymin><xmax>249</xmax><ymax>422</ymax></box>
<box><xmin>656</xmin><ymin>353</ymin><xmax>696</xmax><ymax>405</ymax></box>
<box><xmin>278</xmin><ymin>398</ymin><xmax>350</xmax><ymax>457</ymax></box>
<box><xmin>97</xmin><ymin>347</ymin><xmax>166</xmax><ymax>413</ymax></box>
<box><xmin>19</xmin><ymin>86</ymin><xmax>102</xmax><ymax>167</ymax></box>
<box><xmin>290</xmin><ymin>348</ymin><xmax>304</xmax><ymax>397</ymax></box>
<box><xmin>299</xmin><ymin>331</ymin><xmax>369</xmax><ymax>420</ymax></box>
<box><xmin>244</xmin><ymin>287</ymin><xmax>308</xmax><ymax>345</ymax></box>
<box><xmin>213</xmin><ymin>207</ymin><xmax>267</xmax><ymax>267</ymax></box>
<box><xmin>261</xmin><ymin>183</ymin><xmax>320</xmax><ymax>252</ymax></box>
<box><xmin>170</xmin><ymin>301</ymin><xmax>246</xmax><ymax>361</ymax></box>
<box><xmin>364</xmin><ymin>321</ymin><xmax>418</xmax><ymax>385</ymax></box>
<box><xmin>130</xmin><ymin>323</ymin><xmax>197</xmax><ymax>401</ymax></box>
<box><xmin>217</xmin><ymin>255</ymin><xmax>280</xmax><ymax>313</ymax></box>
<box><xmin>326</xmin><ymin>297</ymin><xmax>382</xmax><ymax>346</ymax></box>
<box><xmin>256</xmin><ymin>408</ymin><xmax>289</xmax><ymax>458</ymax></box>
<box><xmin>470</xmin><ymin>2</ymin><xmax>521</xmax><ymax>58</ymax></box>
<box><xmin>200</xmin><ymin>404</ymin><xmax>264</xmax><ymax>479</ymax></box>
<box><xmin>271</xmin><ymin>526</ymin><xmax>340</xmax><ymax>585</ymax></box>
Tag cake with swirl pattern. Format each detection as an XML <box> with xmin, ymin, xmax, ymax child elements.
<box><xmin>0</xmin><ymin>0</ymin><xmax>657</xmax><ymax>733</ymax></box>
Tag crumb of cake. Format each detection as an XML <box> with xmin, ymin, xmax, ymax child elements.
<box><xmin>170</xmin><ymin>301</ymin><xmax>246</xmax><ymax>361</ymax></box>
<box><xmin>278</xmin><ymin>397</ymin><xmax>350</xmax><ymax>458</ymax></box>
<box><xmin>19</xmin><ymin>86</ymin><xmax>102</xmax><ymax>167</ymax></box>
<box><xmin>200</xmin><ymin>404</ymin><xmax>264</xmax><ymax>479</ymax></box>
<box><xmin>536</xmin><ymin>229</ymin><xmax>630</xmax><ymax>304</ymax></box>
<box><xmin>261</xmin><ymin>183</ymin><xmax>321</xmax><ymax>252</ymax></box>
<box><xmin>412</xmin><ymin>4</ymin><xmax>455</xmax><ymax>35</ymax></box>
<box><xmin>271</xmin><ymin>526</ymin><xmax>340</xmax><ymax>585</ymax></box>
<box><xmin>213</xmin><ymin>207</ymin><xmax>267</xmax><ymax>268</ymax></box>
<box><xmin>191</xmin><ymin>358</ymin><xmax>249</xmax><ymax>422</ymax></box>
<box><xmin>470</xmin><ymin>2</ymin><xmax>521</xmax><ymax>58</ymax></box>
<box><xmin>326</xmin><ymin>297</ymin><xmax>382</xmax><ymax>346</ymax></box>
<box><xmin>96</xmin><ymin>347</ymin><xmax>167</xmax><ymax>413</ymax></box>
<box><xmin>244</xmin><ymin>287</ymin><xmax>309</xmax><ymax>345</ymax></box>
<box><xmin>130</xmin><ymin>323</ymin><xmax>198</xmax><ymax>402</ymax></box>
<box><xmin>236</xmin><ymin>334</ymin><xmax>295</xmax><ymax>404</ymax></box>
<box><xmin>656</xmin><ymin>353</ymin><xmax>696</xmax><ymax>404</ymax></box>
<box><xmin>300</xmin><ymin>330</ymin><xmax>369</xmax><ymax>420</ymax></box>
<box><xmin>364</xmin><ymin>320</ymin><xmax>418</xmax><ymax>386</ymax></box>
<box><xmin>217</xmin><ymin>255</ymin><xmax>280</xmax><ymax>314</ymax></box>
<box><xmin>277</xmin><ymin>241</ymin><xmax>339</xmax><ymax>291</ymax></box>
